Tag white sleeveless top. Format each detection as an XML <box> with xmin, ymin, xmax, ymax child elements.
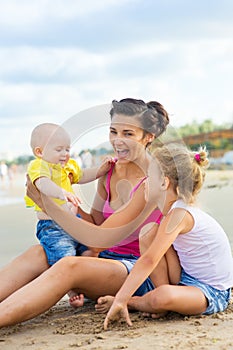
<box><xmin>171</xmin><ymin>200</ymin><xmax>233</xmax><ymax>290</ymax></box>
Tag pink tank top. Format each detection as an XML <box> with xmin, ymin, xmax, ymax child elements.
<box><xmin>103</xmin><ymin>163</ymin><xmax>162</xmax><ymax>256</ymax></box>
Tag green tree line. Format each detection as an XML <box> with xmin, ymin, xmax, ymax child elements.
<box><xmin>178</xmin><ymin>119</ymin><xmax>232</xmax><ymax>137</ymax></box>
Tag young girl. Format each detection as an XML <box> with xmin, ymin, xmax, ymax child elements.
<box><xmin>101</xmin><ymin>143</ymin><xmax>233</xmax><ymax>329</ymax></box>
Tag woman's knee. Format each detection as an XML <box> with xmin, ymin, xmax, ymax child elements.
<box><xmin>8</xmin><ymin>245</ymin><xmax>49</xmax><ymax>280</ymax></box>
<box><xmin>25</xmin><ymin>244</ymin><xmax>47</xmax><ymax>261</ymax></box>
<box><xmin>18</xmin><ymin>244</ymin><xmax>50</xmax><ymax>273</ymax></box>
<box><xmin>54</xmin><ymin>256</ymin><xmax>81</xmax><ymax>272</ymax></box>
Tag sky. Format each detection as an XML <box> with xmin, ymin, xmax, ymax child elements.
<box><xmin>0</xmin><ymin>0</ymin><xmax>232</xmax><ymax>159</ymax></box>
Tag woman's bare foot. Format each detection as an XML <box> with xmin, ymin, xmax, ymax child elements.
<box><xmin>69</xmin><ymin>293</ymin><xmax>85</xmax><ymax>308</ymax></box>
<box><xmin>95</xmin><ymin>296</ymin><xmax>114</xmax><ymax>313</ymax></box>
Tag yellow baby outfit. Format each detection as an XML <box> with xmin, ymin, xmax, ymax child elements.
<box><xmin>25</xmin><ymin>158</ymin><xmax>82</xmax><ymax>210</ymax></box>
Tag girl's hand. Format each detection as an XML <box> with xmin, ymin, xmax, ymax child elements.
<box><xmin>103</xmin><ymin>299</ymin><xmax>132</xmax><ymax>330</ymax></box>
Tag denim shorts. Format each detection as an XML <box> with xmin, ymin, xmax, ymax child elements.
<box><xmin>99</xmin><ymin>250</ymin><xmax>155</xmax><ymax>296</ymax></box>
<box><xmin>179</xmin><ymin>269</ymin><xmax>231</xmax><ymax>315</ymax></box>
<box><xmin>37</xmin><ymin>220</ymin><xmax>80</xmax><ymax>265</ymax></box>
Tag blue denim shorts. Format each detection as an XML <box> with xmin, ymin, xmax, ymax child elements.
<box><xmin>99</xmin><ymin>250</ymin><xmax>155</xmax><ymax>296</ymax></box>
<box><xmin>179</xmin><ymin>269</ymin><xmax>231</xmax><ymax>314</ymax></box>
<box><xmin>37</xmin><ymin>220</ymin><xmax>80</xmax><ymax>265</ymax></box>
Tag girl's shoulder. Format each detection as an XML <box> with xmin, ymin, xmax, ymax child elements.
<box><xmin>165</xmin><ymin>200</ymin><xmax>195</xmax><ymax>234</ymax></box>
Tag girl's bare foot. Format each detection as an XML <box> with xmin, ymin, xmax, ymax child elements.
<box><xmin>69</xmin><ymin>293</ymin><xmax>85</xmax><ymax>308</ymax></box>
<box><xmin>142</xmin><ymin>311</ymin><xmax>168</xmax><ymax>319</ymax></box>
<box><xmin>95</xmin><ymin>296</ymin><xmax>114</xmax><ymax>313</ymax></box>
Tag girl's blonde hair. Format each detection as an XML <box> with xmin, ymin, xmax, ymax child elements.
<box><xmin>153</xmin><ymin>143</ymin><xmax>209</xmax><ymax>204</ymax></box>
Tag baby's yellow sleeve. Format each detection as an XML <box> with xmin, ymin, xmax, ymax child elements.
<box><xmin>25</xmin><ymin>158</ymin><xmax>51</xmax><ymax>208</ymax></box>
<box><xmin>27</xmin><ymin>158</ymin><xmax>51</xmax><ymax>183</ymax></box>
<box><xmin>65</xmin><ymin>159</ymin><xmax>83</xmax><ymax>184</ymax></box>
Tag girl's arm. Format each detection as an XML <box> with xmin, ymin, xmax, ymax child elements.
<box><xmin>104</xmin><ymin>208</ymin><xmax>192</xmax><ymax>329</ymax></box>
<box><xmin>27</xmin><ymin>175</ymin><xmax>156</xmax><ymax>248</ymax></box>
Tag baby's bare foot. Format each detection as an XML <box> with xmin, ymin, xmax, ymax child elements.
<box><xmin>69</xmin><ymin>293</ymin><xmax>85</xmax><ymax>308</ymax></box>
<box><xmin>95</xmin><ymin>296</ymin><xmax>114</xmax><ymax>313</ymax></box>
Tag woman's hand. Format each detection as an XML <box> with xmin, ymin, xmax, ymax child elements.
<box><xmin>103</xmin><ymin>299</ymin><xmax>132</xmax><ymax>330</ymax></box>
<box><xmin>26</xmin><ymin>175</ymin><xmax>46</xmax><ymax>211</ymax></box>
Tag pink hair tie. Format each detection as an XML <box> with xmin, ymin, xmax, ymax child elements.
<box><xmin>194</xmin><ymin>153</ymin><xmax>201</xmax><ymax>163</ymax></box>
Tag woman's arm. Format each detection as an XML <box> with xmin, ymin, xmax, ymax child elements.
<box><xmin>79</xmin><ymin>176</ymin><xmax>108</xmax><ymax>252</ymax></box>
<box><xmin>76</xmin><ymin>176</ymin><xmax>106</xmax><ymax>224</ymax></box>
<box><xmin>89</xmin><ymin>176</ymin><xmax>107</xmax><ymax>225</ymax></box>
<box><xmin>27</xmin><ymin>176</ymin><xmax>156</xmax><ymax>248</ymax></box>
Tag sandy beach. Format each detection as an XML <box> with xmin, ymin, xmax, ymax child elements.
<box><xmin>0</xmin><ymin>170</ymin><xmax>233</xmax><ymax>349</ymax></box>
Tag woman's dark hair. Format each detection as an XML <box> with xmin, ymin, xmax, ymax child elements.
<box><xmin>109</xmin><ymin>98</ymin><xmax>169</xmax><ymax>140</ymax></box>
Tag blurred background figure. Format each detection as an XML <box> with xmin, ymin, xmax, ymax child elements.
<box><xmin>74</xmin><ymin>153</ymin><xmax>83</xmax><ymax>168</ymax></box>
<box><xmin>81</xmin><ymin>149</ymin><xmax>93</xmax><ymax>168</ymax></box>
<box><xmin>0</xmin><ymin>161</ymin><xmax>9</xmax><ymax>189</ymax></box>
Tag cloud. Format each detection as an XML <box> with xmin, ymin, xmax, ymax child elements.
<box><xmin>0</xmin><ymin>0</ymin><xmax>232</xmax><ymax>157</ymax></box>
<box><xmin>1</xmin><ymin>37</ymin><xmax>232</xmax><ymax>84</ymax></box>
<box><xmin>0</xmin><ymin>38</ymin><xmax>232</xmax><ymax>127</ymax></box>
<box><xmin>0</xmin><ymin>47</ymin><xmax>106</xmax><ymax>83</ymax></box>
<box><xmin>0</xmin><ymin>0</ymin><xmax>133</xmax><ymax>27</ymax></box>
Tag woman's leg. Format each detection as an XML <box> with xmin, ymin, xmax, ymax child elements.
<box><xmin>0</xmin><ymin>244</ymin><xmax>49</xmax><ymax>302</ymax></box>
<box><xmin>128</xmin><ymin>284</ymin><xmax>207</xmax><ymax>316</ymax></box>
<box><xmin>68</xmin><ymin>249</ymin><xmax>99</xmax><ymax>308</ymax></box>
<box><xmin>0</xmin><ymin>255</ymin><xmax>128</xmax><ymax>327</ymax></box>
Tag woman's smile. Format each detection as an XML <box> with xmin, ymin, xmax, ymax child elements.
<box><xmin>115</xmin><ymin>148</ymin><xmax>129</xmax><ymax>159</ymax></box>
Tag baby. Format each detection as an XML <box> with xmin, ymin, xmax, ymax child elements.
<box><xmin>25</xmin><ymin>122</ymin><xmax>113</xmax><ymax>264</ymax></box>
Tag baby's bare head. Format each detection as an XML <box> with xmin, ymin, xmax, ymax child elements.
<box><xmin>30</xmin><ymin>123</ymin><xmax>70</xmax><ymax>156</ymax></box>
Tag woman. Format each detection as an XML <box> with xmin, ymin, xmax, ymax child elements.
<box><xmin>0</xmin><ymin>98</ymin><xmax>169</xmax><ymax>327</ymax></box>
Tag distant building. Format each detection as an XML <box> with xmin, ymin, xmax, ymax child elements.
<box><xmin>221</xmin><ymin>151</ymin><xmax>233</xmax><ymax>165</ymax></box>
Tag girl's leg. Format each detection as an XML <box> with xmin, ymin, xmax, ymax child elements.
<box><xmin>139</xmin><ymin>223</ymin><xmax>158</xmax><ymax>255</ymax></box>
<box><xmin>128</xmin><ymin>284</ymin><xmax>207</xmax><ymax>316</ymax></box>
<box><xmin>0</xmin><ymin>244</ymin><xmax>49</xmax><ymax>302</ymax></box>
<box><xmin>165</xmin><ymin>246</ymin><xmax>181</xmax><ymax>285</ymax></box>
<box><xmin>139</xmin><ymin>224</ymin><xmax>168</xmax><ymax>286</ymax></box>
<box><xmin>139</xmin><ymin>225</ymin><xmax>181</xmax><ymax>287</ymax></box>
<box><xmin>0</xmin><ymin>255</ymin><xmax>128</xmax><ymax>327</ymax></box>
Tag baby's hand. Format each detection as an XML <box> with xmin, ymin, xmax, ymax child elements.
<box><xmin>66</xmin><ymin>201</ymin><xmax>78</xmax><ymax>215</ymax></box>
<box><xmin>98</xmin><ymin>156</ymin><xmax>117</xmax><ymax>176</ymax></box>
<box><xmin>102</xmin><ymin>156</ymin><xmax>117</xmax><ymax>166</ymax></box>
<box><xmin>62</xmin><ymin>190</ymin><xmax>81</xmax><ymax>207</ymax></box>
